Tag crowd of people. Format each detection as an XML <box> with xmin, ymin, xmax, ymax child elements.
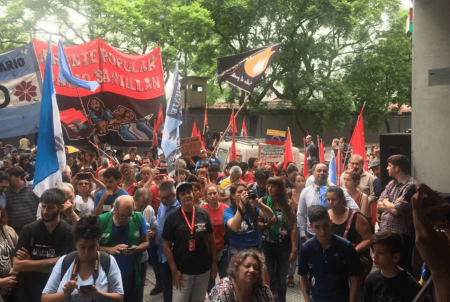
<box><xmin>0</xmin><ymin>137</ymin><xmax>448</xmax><ymax>302</ymax></box>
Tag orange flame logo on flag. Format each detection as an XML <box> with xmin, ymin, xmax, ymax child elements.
<box><xmin>244</xmin><ymin>47</ymin><xmax>276</xmax><ymax>77</ymax></box>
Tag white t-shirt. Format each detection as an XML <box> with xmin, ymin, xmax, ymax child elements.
<box><xmin>43</xmin><ymin>254</ymin><xmax>123</xmax><ymax>301</ymax></box>
<box><xmin>75</xmin><ymin>195</ymin><xmax>95</xmax><ymax>216</ymax></box>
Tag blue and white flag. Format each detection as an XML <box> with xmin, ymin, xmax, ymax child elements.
<box><xmin>162</xmin><ymin>63</ymin><xmax>183</xmax><ymax>174</ymax></box>
<box><xmin>33</xmin><ymin>37</ymin><xmax>66</xmax><ymax>197</ymax></box>
<box><xmin>328</xmin><ymin>153</ymin><xmax>337</xmax><ymax>185</ymax></box>
<box><xmin>58</xmin><ymin>40</ymin><xmax>99</xmax><ymax>91</ymax></box>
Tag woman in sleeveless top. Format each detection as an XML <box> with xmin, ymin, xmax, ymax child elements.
<box><xmin>326</xmin><ymin>186</ymin><xmax>372</xmax><ymax>252</ymax></box>
<box><xmin>343</xmin><ymin>171</ymin><xmax>369</xmax><ymax>219</ymax></box>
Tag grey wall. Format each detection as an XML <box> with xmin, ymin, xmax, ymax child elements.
<box><xmin>412</xmin><ymin>0</ymin><xmax>450</xmax><ymax>192</ymax></box>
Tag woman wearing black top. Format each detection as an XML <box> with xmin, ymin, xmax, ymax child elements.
<box><xmin>18</xmin><ymin>155</ymin><xmax>34</xmax><ymax>181</ymax></box>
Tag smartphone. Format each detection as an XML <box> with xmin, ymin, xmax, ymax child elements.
<box><xmin>126</xmin><ymin>247</ymin><xmax>136</xmax><ymax>251</ymax></box>
<box><xmin>158</xmin><ymin>168</ymin><xmax>167</xmax><ymax>175</ymax></box>
<box><xmin>79</xmin><ymin>285</ymin><xmax>93</xmax><ymax>292</ymax></box>
<box><xmin>77</xmin><ymin>173</ymin><xmax>91</xmax><ymax>180</ymax></box>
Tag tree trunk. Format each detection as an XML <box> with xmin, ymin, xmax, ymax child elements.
<box><xmin>384</xmin><ymin>118</ymin><xmax>392</xmax><ymax>133</ymax></box>
<box><xmin>248</xmin><ymin>115</ymin><xmax>259</xmax><ymax>137</ymax></box>
<box><xmin>295</xmin><ymin>115</ymin><xmax>308</xmax><ymax>138</ymax></box>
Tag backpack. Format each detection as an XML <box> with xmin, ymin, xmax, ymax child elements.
<box><xmin>60</xmin><ymin>251</ymin><xmax>111</xmax><ymax>282</ymax></box>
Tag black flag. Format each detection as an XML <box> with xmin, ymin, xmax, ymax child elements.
<box><xmin>217</xmin><ymin>43</ymin><xmax>281</xmax><ymax>93</ymax></box>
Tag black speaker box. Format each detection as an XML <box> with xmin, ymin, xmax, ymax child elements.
<box><xmin>379</xmin><ymin>133</ymin><xmax>412</xmax><ymax>189</ymax></box>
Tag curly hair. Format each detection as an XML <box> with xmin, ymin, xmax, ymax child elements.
<box><xmin>75</xmin><ymin>215</ymin><xmax>102</xmax><ymax>243</ymax></box>
<box><xmin>228</xmin><ymin>249</ymin><xmax>265</xmax><ymax>288</ymax></box>
<box><xmin>119</xmin><ymin>163</ymin><xmax>135</xmax><ymax>184</ymax></box>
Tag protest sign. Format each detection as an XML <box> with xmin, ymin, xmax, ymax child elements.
<box><xmin>260</xmin><ymin>144</ymin><xmax>284</xmax><ymax>162</ymax></box>
<box><xmin>265</xmin><ymin>129</ymin><xmax>286</xmax><ymax>145</ymax></box>
<box><xmin>180</xmin><ymin>136</ymin><xmax>201</xmax><ymax>158</ymax></box>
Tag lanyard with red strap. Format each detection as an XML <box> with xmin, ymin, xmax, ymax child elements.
<box><xmin>181</xmin><ymin>207</ymin><xmax>196</xmax><ymax>251</ymax></box>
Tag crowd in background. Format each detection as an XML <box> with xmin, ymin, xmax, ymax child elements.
<box><xmin>0</xmin><ymin>136</ymin><xmax>448</xmax><ymax>302</ymax></box>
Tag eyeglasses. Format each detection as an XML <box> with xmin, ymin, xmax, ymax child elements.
<box><xmin>116</xmin><ymin>212</ymin><xmax>131</xmax><ymax>221</ymax></box>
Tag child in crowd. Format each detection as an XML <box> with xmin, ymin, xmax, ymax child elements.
<box><xmin>364</xmin><ymin>230</ymin><xmax>422</xmax><ymax>302</ymax></box>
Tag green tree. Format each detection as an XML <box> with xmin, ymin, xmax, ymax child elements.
<box><xmin>197</xmin><ymin>0</ymin><xmax>399</xmax><ymax>137</ymax></box>
<box><xmin>345</xmin><ymin>9</ymin><xmax>412</xmax><ymax>133</ymax></box>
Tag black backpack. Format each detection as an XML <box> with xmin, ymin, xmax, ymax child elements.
<box><xmin>60</xmin><ymin>251</ymin><xmax>111</xmax><ymax>282</ymax></box>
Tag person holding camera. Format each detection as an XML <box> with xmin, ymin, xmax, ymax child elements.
<box><xmin>98</xmin><ymin>195</ymin><xmax>149</xmax><ymax>301</ymax></box>
<box><xmin>223</xmin><ymin>182</ymin><xmax>275</xmax><ymax>262</ymax></box>
<box><xmin>42</xmin><ymin>215</ymin><xmax>124</xmax><ymax>302</ymax></box>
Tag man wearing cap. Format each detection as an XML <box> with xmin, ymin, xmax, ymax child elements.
<box><xmin>3</xmin><ymin>144</ymin><xmax>12</xmax><ymax>158</ymax></box>
<box><xmin>194</xmin><ymin>149</ymin><xmax>210</xmax><ymax>172</ymax></box>
<box><xmin>11</xmin><ymin>148</ymin><xmax>19</xmax><ymax>166</ymax></box>
<box><xmin>369</xmin><ymin>158</ymin><xmax>382</xmax><ymax>197</ymax></box>
<box><xmin>163</xmin><ymin>182</ymin><xmax>217</xmax><ymax>301</ymax></box>
<box><xmin>0</xmin><ymin>157</ymin><xmax>12</xmax><ymax>172</ymax></box>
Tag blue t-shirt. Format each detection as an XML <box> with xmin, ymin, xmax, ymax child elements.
<box><xmin>112</xmin><ymin>215</ymin><xmax>148</xmax><ymax>274</ymax></box>
<box><xmin>223</xmin><ymin>206</ymin><xmax>261</xmax><ymax>248</ymax></box>
<box><xmin>298</xmin><ymin>234</ymin><xmax>363</xmax><ymax>302</ymax></box>
<box><xmin>0</xmin><ymin>193</ymin><xmax>6</xmax><ymax>208</ymax></box>
<box><xmin>94</xmin><ymin>189</ymin><xmax>129</xmax><ymax>213</ymax></box>
<box><xmin>42</xmin><ymin>254</ymin><xmax>124</xmax><ymax>301</ymax></box>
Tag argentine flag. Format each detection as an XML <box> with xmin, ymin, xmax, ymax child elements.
<box><xmin>328</xmin><ymin>153</ymin><xmax>337</xmax><ymax>185</ymax></box>
<box><xmin>58</xmin><ymin>40</ymin><xmax>99</xmax><ymax>91</ymax></box>
<box><xmin>33</xmin><ymin>36</ymin><xmax>66</xmax><ymax>197</ymax></box>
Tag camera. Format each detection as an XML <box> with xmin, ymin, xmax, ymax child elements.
<box><xmin>248</xmin><ymin>189</ymin><xmax>258</xmax><ymax>200</ymax></box>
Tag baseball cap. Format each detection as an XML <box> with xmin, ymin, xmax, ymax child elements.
<box><xmin>200</xmin><ymin>149</ymin><xmax>207</xmax><ymax>154</ymax></box>
<box><xmin>176</xmin><ymin>181</ymin><xmax>193</xmax><ymax>199</ymax></box>
<box><xmin>4</xmin><ymin>144</ymin><xmax>12</xmax><ymax>149</ymax></box>
<box><xmin>11</xmin><ymin>147</ymin><xmax>18</xmax><ymax>152</ymax></box>
<box><xmin>105</xmin><ymin>147</ymin><xmax>112</xmax><ymax>151</ymax></box>
<box><xmin>369</xmin><ymin>158</ymin><xmax>380</xmax><ymax>169</ymax></box>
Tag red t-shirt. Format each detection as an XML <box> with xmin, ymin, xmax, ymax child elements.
<box><xmin>149</xmin><ymin>185</ymin><xmax>161</xmax><ymax>214</ymax></box>
<box><xmin>201</xmin><ymin>203</ymin><xmax>228</xmax><ymax>251</ymax></box>
<box><xmin>242</xmin><ymin>172</ymin><xmax>254</xmax><ymax>185</ymax></box>
<box><xmin>125</xmin><ymin>183</ymin><xmax>137</xmax><ymax>196</ymax></box>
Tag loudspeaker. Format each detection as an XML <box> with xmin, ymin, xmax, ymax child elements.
<box><xmin>379</xmin><ymin>133</ymin><xmax>411</xmax><ymax>189</ymax></box>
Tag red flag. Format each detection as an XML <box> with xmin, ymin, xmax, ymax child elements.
<box><xmin>318</xmin><ymin>138</ymin><xmax>325</xmax><ymax>163</ymax></box>
<box><xmin>197</xmin><ymin>129</ymin><xmax>205</xmax><ymax>150</ymax></box>
<box><xmin>241</xmin><ymin>117</ymin><xmax>248</xmax><ymax>139</ymax></box>
<box><xmin>284</xmin><ymin>127</ymin><xmax>294</xmax><ymax>169</ymax></box>
<box><xmin>191</xmin><ymin>119</ymin><xmax>198</xmax><ymax>137</ymax></box>
<box><xmin>152</xmin><ymin>120</ymin><xmax>158</xmax><ymax>148</ymax></box>
<box><xmin>303</xmin><ymin>140</ymin><xmax>309</xmax><ymax>178</ymax></box>
<box><xmin>204</xmin><ymin>105</ymin><xmax>208</xmax><ymax>127</ymax></box>
<box><xmin>229</xmin><ymin>132</ymin><xmax>237</xmax><ymax>161</ymax></box>
<box><xmin>156</xmin><ymin>103</ymin><xmax>164</xmax><ymax>133</ymax></box>
<box><xmin>336</xmin><ymin>147</ymin><xmax>343</xmax><ymax>186</ymax></box>
<box><xmin>229</xmin><ymin>109</ymin><xmax>237</xmax><ymax>134</ymax></box>
<box><xmin>349</xmin><ymin>106</ymin><xmax>368</xmax><ymax>170</ymax></box>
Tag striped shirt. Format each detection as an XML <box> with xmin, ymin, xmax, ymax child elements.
<box><xmin>379</xmin><ymin>175</ymin><xmax>418</xmax><ymax>235</ymax></box>
<box><xmin>5</xmin><ymin>182</ymin><xmax>39</xmax><ymax>235</ymax></box>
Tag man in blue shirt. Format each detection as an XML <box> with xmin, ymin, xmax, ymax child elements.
<box><xmin>206</xmin><ymin>145</ymin><xmax>222</xmax><ymax>166</ymax></box>
<box><xmin>156</xmin><ymin>180</ymin><xmax>180</xmax><ymax>302</ymax></box>
<box><xmin>93</xmin><ymin>167</ymin><xmax>129</xmax><ymax>215</ymax></box>
<box><xmin>0</xmin><ymin>171</ymin><xmax>10</xmax><ymax>208</ymax></box>
<box><xmin>299</xmin><ymin>205</ymin><xmax>363</xmax><ymax>302</ymax></box>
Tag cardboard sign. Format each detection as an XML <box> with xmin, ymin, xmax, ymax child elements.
<box><xmin>260</xmin><ymin>145</ymin><xmax>284</xmax><ymax>162</ymax></box>
<box><xmin>180</xmin><ymin>136</ymin><xmax>201</xmax><ymax>158</ymax></box>
<box><xmin>265</xmin><ymin>129</ymin><xmax>286</xmax><ymax>145</ymax></box>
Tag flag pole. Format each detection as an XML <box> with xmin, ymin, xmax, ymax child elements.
<box><xmin>208</xmin><ymin>93</ymin><xmax>251</xmax><ymax>162</ymax></box>
<box><xmin>203</xmin><ymin>104</ymin><xmax>207</xmax><ymax>136</ymax></box>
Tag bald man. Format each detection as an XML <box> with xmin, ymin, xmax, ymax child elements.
<box><xmin>99</xmin><ymin>195</ymin><xmax>149</xmax><ymax>301</ymax></box>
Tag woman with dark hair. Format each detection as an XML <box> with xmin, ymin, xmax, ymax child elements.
<box><xmin>368</xmin><ymin>145</ymin><xmax>379</xmax><ymax>163</ymax></box>
<box><xmin>190</xmin><ymin>181</ymin><xmax>206</xmax><ymax>206</ymax></box>
<box><xmin>276</xmin><ymin>168</ymin><xmax>287</xmax><ymax>180</ymax></box>
<box><xmin>42</xmin><ymin>215</ymin><xmax>124</xmax><ymax>301</ymax></box>
<box><xmin>18</xmin><ymin>155</ymin><xmax>34</xmax><ymax>181</ymax></box>
<box><xmin>247</xmin><ymin>157</ymin><xmax>259</xmax><ymax>175</ymax></box>
<box><xmin>287</xmin><ymin>172</ymin><xmax>305</xmax><ymax>287</ymax></box>
<box><xmin>79</xmin><ymin>151</ymin><xmax>98</xmax><ymax>172</ymax></box>
<box><xmin>260</xmin><ymin>177</ymin><xmax>297</xmax><ymax>302</ymax></box>
<box><xmin>223</xmin><ymin>182</ymin><xmax>274</xmax><ymax>262</ymax></box>
<box><xmin>0</xmin><ymin>205</ymin><xmax>19</xmax><ymax>301</ymax></box>
<box><xmin>208</xmin><ymin>249</ymin><xmax>273</xmax><ymax>302</ymax></box>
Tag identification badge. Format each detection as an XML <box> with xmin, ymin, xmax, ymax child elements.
<box><xmin>188</xmin><ymin>239</ymin><xmax>196</xmax><ymax>251</ymax></box>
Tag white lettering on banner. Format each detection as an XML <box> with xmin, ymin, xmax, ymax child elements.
<box><xmin>260</xmin><ymin>145</ymin><xmax>284</xmax><ymax>162</ymax></box>
<box><xmin>89</xmin><ymin>70</ymin><xmax>161</xmax><ymax>92</ymax></box>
